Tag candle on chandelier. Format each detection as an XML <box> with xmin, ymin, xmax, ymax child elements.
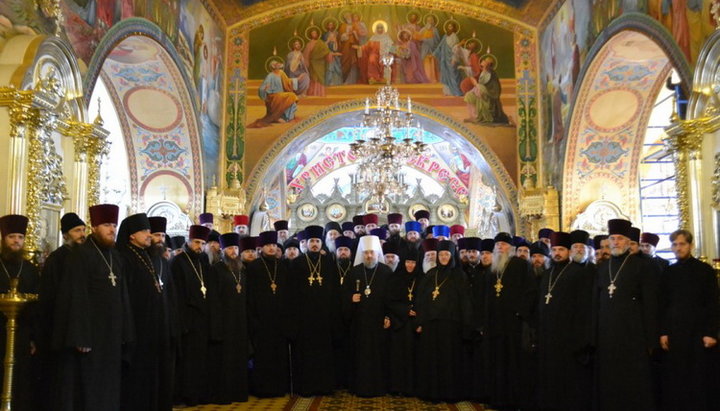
<box><xmin>407</xmin><ymin>96</ymin><xmax>412</xmax><ymax>113</ymax></box>
<box><xmin>365</xmin><ymin>97</ymin><xmax>370</xmax><ymax>114</ymax></box>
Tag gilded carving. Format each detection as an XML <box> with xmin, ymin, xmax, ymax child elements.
<box><xmin>713</xmin><ymin>152</ymin><xmax>720</xmax><ymax>209</ymax></box>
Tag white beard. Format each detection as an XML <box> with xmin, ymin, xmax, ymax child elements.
<box><xmin>570</xmin><ymin>249</ymin><xmax>587</xmax><ymax>264</ymax></box>
<box><xmin>423</xmin><ymin>259</ymin><xmax>436</xmax><ymax>273</ymax></box>
<box><xmin>326</xmin><ymin>238</ymin><xmax>336</xmax><ymax>253</ymax></box>
<box><xmin>387</xmin><ymin>260</ymin><xmax>399</xmax><ymax>272</ymax></box>
<box><xmin>491</xmin><ymin>250</ymin><xmax>510</xmax><ymax>274</ymax></box>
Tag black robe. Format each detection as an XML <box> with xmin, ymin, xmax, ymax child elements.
<box><xmin>0</xmin><ymin>257</ymin><xmax>39</xmax><ymax>411</ymax></box>
<box><xmin>246</xmin><ymin>254</ymin><xmax>290</xmax><ymax>397</ymax></box>
<box><xmin>484</xmin><ymin>256</ymin><xmax>536</xmax><ymax>408</ymax></box>
<box><xmin>288</xmin><ymin>252</ymin><xmax>340</xmax><ymax>396</ymax></box>
<box><xmin>464</xmin><ymin>262</ymin><xmax>488</xmax><ymax>401</ymax></box>
<box><xmin>170</xmin><ymin>247</ymin><xmax>218</xmax><ymax>405</ymax></box>
<box><xmin>414</xmin><ymin>264</ymin><xmax>473</xmax><ymax>402</ymax></box>
<box><xmin>119</xmin><ymin>244</ymin><xmax>179</xmax><ymax>411</ymax></box>
<box><xmin>333</xmin><ymin>258</ymin><xmax>353</xmax><ymax>389</ymax></box>
<box><xmin>594</xmin><ymin>251</ymin><xmax>660</xmax><ymax>411</ymax></box>
<box><xmin>387</xmin><ymin>266</ymin><xmax>420</xmax><ymax>395</ymax></box>
<box><xmin>536</xmin><ymin>259</ymin><xmax>593</xmax><ymax>410</ymax></box>
<box><xmin>210</xmin><ymin>259</ymin><xmax>249</xmax><ymax>403</ymax></box>
<box><xmin>653</xmin><ymin>255</ymin><xmax>670</xmax><ymax>272</ymax></box>
<box><xmin>659</xmin><ymin>257</ymin><xmax>720</xmax><ymax>411</ymax></box>
<box><xmin>38</xmin><ymin>245</ymin><xmax>72</xmax><ymax>411</ymax></box>
<box><xmin>342</xmin><ymin>262</ymin><xmax>400</xmax><ymax>397</ymax></box>
<box><xmin>54</xmin><ymin>236</ymin><xmax>133</xmax><ymax>411</ymax></box>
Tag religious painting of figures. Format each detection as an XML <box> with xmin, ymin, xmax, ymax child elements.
<box><xmin>245</xmin><ymin>5</ymin><xmax>516</xmax><ymax>131</ymax></box>
<box><xmin>177</xmin><ymin>0</ymin><xmax>224</xmax><ymax>187</ymax></box>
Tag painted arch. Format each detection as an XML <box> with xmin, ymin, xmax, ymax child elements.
<box><xmin>561</xmin><ymin>15</ymin><xmax>690</xmax><ymax>229</ymax></box>
<box><xmin>84</xmin><ymin>19</ymin><xmax>204</xmax><ymax>216</ymax></box>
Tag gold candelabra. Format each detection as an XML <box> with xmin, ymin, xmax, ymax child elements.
<box><xmin>0</xmin><ymin>278</ymin><xmax>37</xmax><ymax>410</ymax></box>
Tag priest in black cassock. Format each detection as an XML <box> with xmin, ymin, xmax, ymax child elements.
<box><xmin>54</xmin><ymin>204</ymin><xmax>133</xmax><ymax>411</ymax></box>
<box><xmin>333</xmin><ymin>235</ymin><xmax>354</xmax><ymax>388</ymax></box>
<box><xmin>118</xmin><ymin>214</ymin><xmax>179</xmax><ymax>411</ymax></box>
<box><xmin>210</xmin><ymin>232</ymin><xmax>249</xmax><ymax>404</ymax></box>
<box><xmin>536</xmin><ymin>231</ymin><xmax>592</xmax><ymax>411</ymax></box>
<box><xmin>414</xmin><ymin>240</ymin><xmax>473</xmax><ymax>403</ymax></box>
<box><xmin>170</xmin><ymin>224</ymin><xmax>216</xmax><ymax>406</ymax></box>
<box><xmin>246</xmin><ymin>229</ymin><xmax>291</xmax><ymax>397</ymax></box>
<box><xmin>594</xmin><ymin>219</ymin><xmax>660</xmax><ymax>411</ymax></box>
<box><xmin>659</xmin><ymin>229</ymin><xmax>719</xmax><ymax>411</ymax></box>
<box><xmin>484</xmin><ymin>232</ymin><xmax>536</xmax><ymax>409</ymax></box>
<box><xmin>398</xmin><ymin>221</ymin><xmax>422</xmax><ymax>264</ymax></box>
<box><xmin>0</xmin><ymin>214</ymin><xmax>40</xmax><ymax>411</ymax></box>
<box><xmin>639</xmin><ymin>232</ymin><xmax>669</xmax><ymax>271</ymax></box>
<box><xmin>288</xmin><ymin>226</ymin><xmax>340</xmax><ymax>396</ymax></box>
<box><xmin>342</xmin><ymin>235</ymin><xmax>400</xmax><ymax>397</ymax></box>
<box><xmin>38</xmin><ymin>212</ymin><xmax>85</xmax><ymax>411</ymax></box>
<box><xmin>387</xmin><ymin>247</ymin><xmax>420</xmax><ymax>396</ymax></box>
<box><xmin>461</xmin><ymin>237</ymin><xmax>488</xmax><ymax>401</ymax></box>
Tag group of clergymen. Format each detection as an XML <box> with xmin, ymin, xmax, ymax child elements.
<box><xmin>0</xmin><ymin>205</ymin><xmax>717</xmax><ymax>411</ymax></box>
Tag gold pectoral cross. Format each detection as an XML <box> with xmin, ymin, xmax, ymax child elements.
<box><xmin>317</xmin><ymin>275</ymin><xmax>323</xmax><ymax>286</ymax></box>
<box><xmin>407</xmin><ymin>291</ymin><xmax>413</xmax><ymax>301</ymax></box>
<box><xmin>432</xmin><ymin>286</ymin><xmax>440</xmax><ymax>301</ymax></box>
<box><xmin>270</xmin><ymin>281</ymin><xmax>277</xmax><ymax>294</ymax></box>
<box><xmin>608</xmin><ymin>282</ymin><xmax>617</xmax><ymax>298</ymax></box>
<box><xmin>494</xmin><ymin>279</ymin><xmax>503</xmax><ymax>297</ymax></box>
<box><xmin>308</xmin><ymin>276</ymin><xmax>314</xmax><ymax>286</ymax></box>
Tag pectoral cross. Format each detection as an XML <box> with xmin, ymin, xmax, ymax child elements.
<box><xmin>317</xmin><ymin>275</ymin><xmax>323</xmax><ymax>286</ymax></box>
<box><xmin>608</xmin><ymin>282</ymin><xmax>617</xmax><ymax>298</ymax></box>
<box><xmin>494</xmin><ymin>279</ymin><xmax>503</xmax><ymax>297</ymax></box>
<box><xmin>407</xmin><ymin>291</ymin><xmax>413</xmax><ymax>301</ymax></box>
<box><xmin>200</xmin><ymin>284</ymin><xmax>207</xmax><ymax>299</ymax></box>
<box><xmin>270</xmin><ymin>281</ymin><xmax>278</xmax><ymax>294</ymax></box>
<box><xmin>432</xmin><ymin>286</ymin><xmax>440</xmax><ymax>301</ymax></box>
<box><xmin>308</xmin><ymin>276</ymin><xmax>315</xmax><ymax>286</ymax></box>
<box><xmin>108</xmin><ymin>272</ymin><xmax>117</xmax><ymax>287</ymax></box>
<box><xmin>544</xmin><ymin>292</ymin><xmax>552</xmax><ymax>304</ymax></box>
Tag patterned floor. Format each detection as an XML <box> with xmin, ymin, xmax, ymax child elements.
<box><xmin>173</xmin><ymin>392</ymin><xmax>488</xmax><ymax>410</ymax></box>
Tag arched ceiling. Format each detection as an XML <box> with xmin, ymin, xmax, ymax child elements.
<box><xmin>562</xmin><ymin>30</ymin><xmax>673</xmax><ymax>228</ymax></box>
<box><xmin>98</xmin><ymin>35</ymin><xmax>203</xmax><ymax>214</ymax></box>
<box><xmin>211</xmin><ymin>0</ymin><xmax>559</xmax><ymax>30</ymax></box>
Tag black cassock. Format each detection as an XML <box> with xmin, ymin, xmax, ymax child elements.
<box><xmin>210</xmin><ymin>260</ymin><xmax>249</xmax><ymax>403</ymax></box>
<box><xmin>333</xmin><ymin>258</ymin><xmax>353</xmax><ymax>389</ymax></box>
<box><xmin>288</xmin><ymin>252</ymin><xmax>340</xmax><ymax>396</ymax></box>
<box><xmin>659</xmin><ymin>257</ymin><xmax>720</xmax><ymax>411</ymax></box>
<box><xmin>594</xmin><ymin>252</ymin><xmax>659</xmax><ymax>411</ymax></box>
<box><xmin>464</xmin><ymin>262</ymin><xmax>487</xmax><ymax>401</ymax></box>
<box><xmin>119</xmin><ymin>244</ymin><xmax>179</xmax><ymax>411</ymax></box>
<box><xmin>387</xmin><ymin>266</ymin><xmax>419</xmax><ymax>395</ymax></box>
<box><xmin>342</xmin><ymin>262</ymin><xmax>401</xmax><ymax>397</ymax></box>
<box><xmin>484</xmin><ymin>256</ymin><xmax>536</xmax><ymax>408</ymax></box>
<box><xmin>414</xmin><ymin>264</ymin><xmax>473</xmax><ymax>402</ymax></box>
<box><xmin>246</xmin><ymin>254</ymin><xmax>290</xmax><ymax>397</ymax></box>
<box><xmin>536</xmin><ymin>259</ymin><xmax>593</xmax><ymax>411</ymax></box>
<box><xmin>0</xmin><ymin>257</ymin><xmax>39</xmax><ymax>411</ymax></box>
<box><xmin>54</xmin><ymin>237</ymin><xmax>133</xmax><ymax>411</ymax></box>
<box><xmin>170</xmin><ymin>248</ymin><xmax>218</xmax><ymax>405</ymax></box>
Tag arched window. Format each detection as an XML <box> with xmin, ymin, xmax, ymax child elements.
<box><xmin>88</xmin><ymin>76</ymin><xmax>132</xmax><ymax>222</ymax></box>
<box><xmin>639</xmin><ymin>80</ymin><xmax>679</xmax><ymax>260</ymax></box>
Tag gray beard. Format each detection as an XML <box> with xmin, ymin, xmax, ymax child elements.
<box><xmin>222</xmin><ymin>254</ymin><xmax>243</xmax><ymax>272</ymax></box>
<box><xmin>491</xmin><ymin>250</ymin><xmax>510</xmax><ymax>274</ymax></box>
<box><xmin>611</xmin><ymin>246</ymin><xmax>628</xmax><ymax>257</ymax></box>
<box><xmin>326</xmin><ymin>239</ymin><xmax>336</xmax><ymax>253</ymax></box>
<box><xmin>532</xmin><ymin>266</ymin><xmax>544</xmax><ymax>277</ymax></box>
<box><xmin>387</xmin><ymin>260</ymin><xmax>399</xmax><ymax>272</ymax></box>
<box><xmin>363</xmin><ymin>261</ymin><xmax>377</xmax><ymax>269</ymax></box>
<box><xmin>570</xmin><ymin>251</ymin><xmax>587</xmax><ymax>264</ymax></box>
<box><xmin>422</xmin><ymin>259</ymin><xmax>436</xmax><ymax>273</ymax></box>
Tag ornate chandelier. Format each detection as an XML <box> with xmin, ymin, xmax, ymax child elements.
<box><xmin>349</xmin><ymin>54</ymin><xmax>428</xmax><ymax>205</ymax></box>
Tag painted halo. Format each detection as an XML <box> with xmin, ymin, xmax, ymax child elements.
<box><xmin>305</xmin><ymin>25</ymin><xmax>322</xmax><ymax>41</ymax></box>
<box><xmin>287</xmin><ymin>36</ymin><xmax>305</xmax><ymax>51</ymax></box>
<box><xmin>264</xmin><ymin>55</ymin><xmax>286</xmax><ymax>73</ymax></box>
<box><xmin>322</xmin><ymin>16</ymin><xmax>339</xmax><ymax>31</ymax></box>
<box><xmin>423</xmin><ymin>13</ymin><xmax>439</xmax><ymax>27</ymax></box>
<box><xmin>443</xmin><ymin>19</ymin><xmax>460</xmax><ymax>35</ymax></box>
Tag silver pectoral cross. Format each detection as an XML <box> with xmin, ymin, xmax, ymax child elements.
<box><xmin>544</xmin><ymin>292</ymin><xmax>552</xmax><ymax>304</ymax></box>
<box><xmin>108</xmin><ymin>271</ymin><xmax>117</xmax><ymax>287</ymax></box>
<box><xmin>608</xmin><ymin>282</ymin><xmax>617</xmax><ymax>298</ymax></box>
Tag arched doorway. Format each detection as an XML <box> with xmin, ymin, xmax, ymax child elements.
<box><xmin>246</xmin><ymin>100</ymin><xmax>518</xmax><ymax>236</ymax></box>
<box><xmin>85</xmin><ymin>20</ymin><xmax>205</xmax><ymax>223</ymax></box>
<box><xmin>562</xmin><ymin>20</ymin><xmax>690</xmax><ymax>235</ymax></box>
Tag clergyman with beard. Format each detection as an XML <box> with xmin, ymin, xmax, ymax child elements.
<box><xmin>462</xmin><ymin>237</ymin><xmax>489</xmax><ymax>401</ymax></box>
<box><xmin>343</xmin><ymin>235</ymin><xmax>402</xmax><ymax>397</ymax></box>
<box><xmin>38</xmin><ymin>212</ymin><xmax>85</xmax><ymax>409</ymax></box>
<box><xmin>383</xmin><ymin>242</ymin><xmax>400</xmax><ymax>272</ymax></box>
<box><xmin>0</xmin><ymin>214</ymin><xmax>40</xmax><ymax>409</ymax></box>
<box><xmin>421</xmin><ymin>238</ymin><xmax>439</xmax><ymax>274</ymax></box>
<box><xmin>118</xmin><ymin>214</ymin><xmax>178</xmax><ymax>411</ymax></box>
<box><xmin>536</xmin><ymin>231</ymin><xmax>592</xmax><ymax>411</ymax></box>
<box><xmin>399</xmin><ymin>221</ymin><xmax>422</xmax><ymax>263</ymax></box>
<box><xmin>593</xmin><ymin>219</ymin><xmax>660</xmax><ymax>411</ymax></box>
<box><xmin>484</xmin><ymin>232</ymin><xmax>536</xmax><ymax>410</ymax></box>
<box><xmin>170</xmin><ymin>224</ymin><xmax>216</xmax><ymax>406</ymax></box>
<box><xmin>333</xmin><ymin>235</ymin><xmax>354</xmax><ymax>388</ymax></box>
<box><xmin>288</xmin><ymin>226</ymin><xmax>340</xmax><ymax>396</ymax></box>
<box><xmin>53</xmin><ymin>204</ymin><xmax>133</xmax><ymax>410</ymax></box>
<box><xmin>324</xmin><ymin>222</ymin><xmax>342</xmax><ymax>254</ymax></box>
<box><xmin>593</xmin><ymin>235</ymin><xmax>610</xmax><ymax>265</ymax></box>
<box><xmin>529</xmin><ymin>241</ymin><xmax>550</xmax><ymax>281</ymax></box>
<box><xmin>210</xmin><ymin>232</ymin><xmax>249</xmax><ymax>403</ymax></box>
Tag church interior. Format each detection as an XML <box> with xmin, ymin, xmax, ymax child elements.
<box><xmin>0</xmin><ymin>0</ymin><xmax>719</xmax><ymax>410</ymax></box>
